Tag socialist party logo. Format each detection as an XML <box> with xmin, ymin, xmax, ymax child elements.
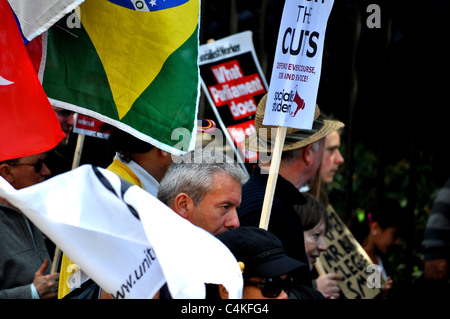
<box><xmin>271</xmin><ymin>85</ymin><xmax>305</xmax><ymax>117</ymax></box>
<box><xmin>108</xmin><ymin>0</ymin><xmax>188</xmax><ymax>11</ymax></box>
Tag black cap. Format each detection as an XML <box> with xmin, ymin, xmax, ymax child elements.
<box><xmin>216</xmin><ymin>227</ymin><xmax>306</xmax><ymax>279</ymax></box>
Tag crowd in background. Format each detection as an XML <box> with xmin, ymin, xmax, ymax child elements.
<box><xmin>0</xmin><ymin>98</ymin><xmax>449</xmax><ymax>300</ymax></box>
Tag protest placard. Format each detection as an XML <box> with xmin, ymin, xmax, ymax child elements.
<box><xmin>73</xmin><ymin>113</ymin><xmax>110</xmax><ymax>139</ymax></box>
<box><xmin>315</xmin><ymin>205</ymin><xmax>386</xmax><ymax>299</ymax></box>
<box><xmin>199</xmin><ymin>31</ymin><xmax>268</xmax><ymax>164</ymax></box>
<box><xmin>258</xmin><ymin>0</ymin><xmax>334</xmax><ymax>230</ymax></box>
<box><xmin>263</xmin><ymin>0</ymin><xmax>334</xmax><ymax>130</ymax></box>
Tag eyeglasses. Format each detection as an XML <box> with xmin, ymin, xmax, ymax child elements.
<box><xmin>244</xmin><ymin>276</ymin><xmax>293</xmax><ymax>298</ymax></box>
<box><xmin>10</xmin><ymin>158</ymin><xmax>46</xmax><ymax>173</ymax></box>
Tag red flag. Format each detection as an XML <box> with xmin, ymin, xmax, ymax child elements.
<box><xmin>26</xmin><ymin>35</ymin><xmax>43</xmax><ymax>75</ymax></box>
<box><xmin>0</xmin><ymin>0</ymin><xmax>64</xmax><ymax>162</ymax></box>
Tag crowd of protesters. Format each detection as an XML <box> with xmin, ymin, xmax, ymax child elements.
<box><xmin>1</xmin><ymin>97</ymin><xmax>449</xmax><ymax>300</ymax></box>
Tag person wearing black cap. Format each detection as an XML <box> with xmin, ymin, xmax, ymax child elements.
<box><xmin>209</xmin><ymin>227</ymin><xmax>323</xmax><ymax>299</ymax></box>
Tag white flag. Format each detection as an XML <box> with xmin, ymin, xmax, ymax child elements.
<box><xmin>0</xmin><ymin>165</ymin><xmax>243</xmax><ymax>299</ymax></box>
<box><xmin>8</xmin><ymin>0</ymin><xmax>85</xmax><ymax>42</ymax></box>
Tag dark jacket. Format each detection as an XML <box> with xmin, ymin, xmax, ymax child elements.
<box><xmin>237</xmin><ymin>166</ymin><xmax>312</xmax><ymax>288</ymax></box>
<box><xmin>0</xmin><ymin>203</ymin><xmax>51</xmax><ymax>298</ymax></box>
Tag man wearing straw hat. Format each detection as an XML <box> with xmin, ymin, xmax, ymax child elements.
<box><xmin>238</xmin><ymin>93</ymin><xmax>344</xmax><ymax>289</ymax></box>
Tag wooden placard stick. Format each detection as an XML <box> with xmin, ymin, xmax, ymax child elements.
<box><xmin>258</xmin><ymin>125</ymin><xmax>287</xmax><ymax>230</ymax></box>
<box><xmin>70</xmin><ymin>133</ymin><xmax>86</xmax><ymax>171</ymax></box>
<box><xmin>51</xmin><ymin>133</ymin><xmax>85</xmax><ymax>273</ymax></box>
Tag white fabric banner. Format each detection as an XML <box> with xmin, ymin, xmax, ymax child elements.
<box><xmin>0</xmin><ymin>165</ymin><xmax>243</xmax><ymax>299</ymax></box>
<box><xmin>8</xmin><ymin>0</ymin><xmax>85</xmax><ymax>42</ymax></box>
<box><xmin>263</xmin><ymin>0</ymin><xmax>334</xmax><ymax>130</ymax></box>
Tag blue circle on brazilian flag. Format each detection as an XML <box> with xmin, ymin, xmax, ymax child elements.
<box><xmin>108</xmin><ymin>0</ymin><xmax>189</xmax><ymax>12</ymax></box>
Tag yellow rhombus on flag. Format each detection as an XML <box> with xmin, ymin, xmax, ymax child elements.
<box><xmin>43</xmin><ymin>0</ymin><xmax>200</xmax><ymax>155</ymax></box>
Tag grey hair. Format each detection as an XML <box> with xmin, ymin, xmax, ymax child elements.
<box><xmin>310</xmin><ymin>139</ymin><xmax>322</xmax><ymax>152</ymax></box>
<box><xmin>281</xmin><ymin>138</ymin><xmax>323</xmax><ymax>163</ymax></box>
<box><xmin>157</xmin><ymin>149</ymin><xmax>248</xmax><ymax>207</ymax></box>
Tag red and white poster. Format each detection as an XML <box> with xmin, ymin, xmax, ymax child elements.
<box><xmin>199</xmin><ymin>31</ymin><xmax>268</xmax><ymax>164</ymax></box>
<box><xmin>73</xmin><ymin>113</ymin><xmax>110</xmax><ymax>139</ymax></box>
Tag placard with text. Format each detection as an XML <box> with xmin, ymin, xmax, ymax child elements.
<box><xmin>315</xmin><ymin>205</ymin><xmax>386</xmax><ymax>299</ymax></box>
<box><xmin>199</xmin><ymin>31</ymin><xmax>268</xmax><ymax>162</ymax></box>
<box><xmin>263</xmin><ymin>0</ymin><xmax>334</xmax><ymax>130</ymax></box>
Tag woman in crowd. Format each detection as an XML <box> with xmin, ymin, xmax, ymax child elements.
<box><xmin>295</xmin><ymin>193</ymin><xmax>343</xmax><ymax>299</ymax></box>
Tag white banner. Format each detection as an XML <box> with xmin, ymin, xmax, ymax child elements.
<box><xmin>0</xmin><ymin>165</ymin><xmax>243</xmax><ymax>299</ymax></box>
<box><xmin>263</xmin><ymin>0</ymin><xmax>334</xmax><ymax>130</ymax></box>
<box><xmin>8</xmin><ymin>0</ymin><xmax>85</xmax><ymax>42</ymax></box>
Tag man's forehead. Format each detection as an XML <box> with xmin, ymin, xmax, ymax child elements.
<box><xmin>19</xmin><ymin>152</ymin><xmax>47</xmax><ymax>161</ymax></box>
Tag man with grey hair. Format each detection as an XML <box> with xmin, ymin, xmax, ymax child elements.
<box><xmin>157</xmin><ymin>149</ymin><xmax>248</xmax><ymax>235</ymax></box>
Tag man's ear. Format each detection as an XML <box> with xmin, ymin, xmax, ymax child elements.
<box><xmin>172</xmin><ymin>193</ymin><xmax>194</xmax><ymax>219</ymax></box>
<box><xmin>302</xmin><ymin>144</ymin><xmax>313</xmax><ymax>165</ymax></box>
<box><xmin>218</xmin><ymin>284</ymin><xmax>229</xmax><ymax>299</ymax></box>
<box><xmin>159</xmin><ymin>149</ymin><xmax>176</xmax><ymax>167</ymax></box>
<box><xmin>159</xmin><ymin>149</ymin><xmax>169</xmax><ymax>158</ymax></box>
<box><xmin>0</xmin><ymin>163</ymin><xmax>15</xmax><ymax>185</ymax></box>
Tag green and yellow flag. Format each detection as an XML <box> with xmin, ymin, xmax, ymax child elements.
<box><xmin>42</xmin><ymin>0</ymin><xmax>200</xmax><ymax>155</ymax></box>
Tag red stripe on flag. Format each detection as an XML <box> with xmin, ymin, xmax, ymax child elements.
<box><xmin>0</xmin><ymin>0</ymin><xmax>64</xmax><ymax>162</ymax></box>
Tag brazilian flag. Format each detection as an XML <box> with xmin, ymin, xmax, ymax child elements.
<box><xmin>42</xmin><ymin>0</ymin><xmax>200</xmax><ymax>155</ymax></box>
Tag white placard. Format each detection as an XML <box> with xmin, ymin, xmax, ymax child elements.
<box><xmin>263</xmin><ymin>0</ymin><xmax>334</xmax><ymax>130</ymax></box>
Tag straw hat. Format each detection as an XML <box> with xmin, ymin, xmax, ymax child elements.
<box><xmin>244</xmin><ymin>94</ymin><xmax>345</xmax><ymax>153</ymax></box>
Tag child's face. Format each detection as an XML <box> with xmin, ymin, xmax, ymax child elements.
<box><xmin>375</xmin><ymin>226</ymin><xmax>400</xmax><ymax>253</ymax></box>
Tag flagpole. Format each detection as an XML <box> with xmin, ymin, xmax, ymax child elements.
<box><xmin>51</xmin><ymin>133</ymin><xmax>85</xmax><ymax>273</ymax></box>
<box><xmin>258</xmin><ymin>126</ymin><xmax>286</xmax><ymax>230</ymax></box>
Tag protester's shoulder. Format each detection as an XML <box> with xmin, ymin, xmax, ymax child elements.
<box><xmin>237</xmin><ymin>184</ymin><xmax>263</xmax><ymax>227</ymax></box>
<box><xmin>435</xmin><ymin>181</ymin><xmax>450</xmax><ymax>204</ymax></box>
<box><xmin>242</xmin><ymin>170</ymin><xmax>267</xmax><ymax>193</ymax></box>
<box><xmin>0</xmin><ymin>208</ymin><xmax>31</xmax><ymax>261</ymax></box>
<box><xmin>0</xmin><ymin>204</ymin><xmax>7</xmax><ymax>218</ymax></box>
<box><xmin>237</xmin><ymin>199</ymin><xmax>262</xmax><ymax>227</ymax></box>
<box><xmin>0</xmin><ymin>203</ymin><xmax>14</xmax><ymax>214</ymax></box>
<box><xmin>239</xmin><ymin>172</ymin><xmax>287</xmax><ymax>226</ymax></box>
<box><xmin>431</xmin><ymin>182</ymin><xmax>450</xmax><ymax>215</ymax></box>
<box><xmin>444</xmin><ymin>176</ymin><xmax>450</xmax><ymax>188</ymax></box>
<box><xmin>289</xmin><ymin>285</ymin><xmax>325</xmax><ymax>299</ymax></box>
<box><xmin>0</xmin><ymin>204</ymin><xmax>21</xmax><ymax>225</ymax></box>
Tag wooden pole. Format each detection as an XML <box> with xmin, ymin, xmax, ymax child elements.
<box><xmin>50</xmin><ymin>248</ymin><xmax>61</xmax><ymax>274</ymax></box>
<box><xmin>51</xmin><ymin>133</ymin><xmax>85</xmax><ymax>273</ymax></box>
<box><xmin>71</xmin><ymin>133</ymin><xmax>85</xmax><ymax>170</ymax></box>
<box><xmin>258</xmin><ymin>126</ymin><xmax>287</xmax><ymax>230</ymax></box>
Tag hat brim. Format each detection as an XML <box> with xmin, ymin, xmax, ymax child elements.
<box><xmin>244</xmin><ymin>119</ymin><xmax>344</xmax><ymax>153</ymax></box>
<box><xmin>248</xmin><ymin>251</ymin><xmax>307</xmax><ymax>278</ymax></box>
